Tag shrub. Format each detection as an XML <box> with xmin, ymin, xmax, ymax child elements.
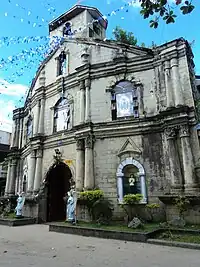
<box><xmin>80</xmin><ymin>189</ymin><xmax>104</xmax><ymax>207</ymax></box>
<box><xmin>80</xmin><ymin>190</ymin><xmax>113</xmax><ymax>224</ymax></box>
<box><xmin>174</xmin><ymin>196</ymin><xmax>190</xmax><ymax>218</ymax></box>
<box><xmin>121</xmin><ymin>194</ymin><xmax>143</xmax><ymax>221</ymax></box>
<box><xmin>123</xmin><ymin>194</ymin><xmax>143</xmax><ymax>205</ymax></box>
<box><xmin>146</xmin><ymin>203</ymin><xmax>160</xmax><ymax>222</ymax></box>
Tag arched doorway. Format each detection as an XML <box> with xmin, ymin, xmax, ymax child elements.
<box><xmin>46</xmin><ymin>162</ymin><xmax>72</xmax><ymax>222</ymax></box>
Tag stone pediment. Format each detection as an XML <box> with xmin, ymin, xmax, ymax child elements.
<box><xmin>117</xmin><ymin>137</ymin><xmax>142</xmax><ymax>157</ymax></box>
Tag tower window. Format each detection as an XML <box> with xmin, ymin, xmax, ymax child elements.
<box><xmin>57</xmin><ymin>52</ymin><xmax>67</xmax><ymax>76</ymax></box>
<box><xmin>53</xmin><ymin>97</ymin><xmax>71</xmax><ymax>132</ymax></box>
<box><xmin>63</xmin><ymin>22</ymin><xmax>72</xmax><ymax>36</ymax></box>
<box><xmin>26</xmin><ymin>116</ymin><xmax>33</xmax><ymax>139</ymax></box>
<box><xmin>111</xmin><ymin>81</ymin><xmax>139</xmax><ymax>120</ymax></box>
<box><xmin>89</xmin><ymin>28</ymin><xmax>94</xmax><ymax>37</ymax></box>
<box><xmin>93</xmin><ymin>21</ymin><xmax>100</xmax><ymax>35</ymax></box>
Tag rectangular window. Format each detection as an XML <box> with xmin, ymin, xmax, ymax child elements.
<box><xmin>89</xmin><ymin>28</ymin><xmax>94</xmax><ymax>37</ymax></box>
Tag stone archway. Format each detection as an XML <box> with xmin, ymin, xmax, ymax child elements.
<box><xmin>116</xmin><ymin>157</ymin><xmax>147</xmax><ymax>203</ymax></box>
<box><xmin>46</xmin><ymin>162</ymin><xmax>72</xmax><ymax>222</ymax></box>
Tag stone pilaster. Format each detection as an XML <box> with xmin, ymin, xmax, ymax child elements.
<box><xmin>179</xmin><ymin>124</ymin><xmax>199</xmax><ymax>192</ymax></box>
<box><xmin>38</xmin><ymin>98</ymin><xmax>45</xmax><ymax>135</ymax></box>
<box><xmin>33</xmin><ymin>149</ymin><xmax>43</xmax><ymax>193</ymax></box>
<box><xmin>10</xmin><ymin>122</ymin><xmax>16</xmax><ymax>148</ymax></box>
<box><xmin>85</xmin><ymin>79</ymin><xmax>91</xmax><ymax>122</ymax></box>
<box><xmin>18</xmin><ymin>118</ymin><xmax>23</xmax><ymax>149</ymax></box>
<box><xmin>4</xmin><ymin>160</ymin><xmax>11</xmax><ymax>196</ymax></box>
<box><xmin>164</xmin><ymin>60</ymin><xmax>174</xmax><ymax>108</ymax></box>
<box><xmin>75</xmin><ymin>139</ymin><xmax>85</xmax><ymax>191</ymax></box>
<box><xmin>84</xmin><ymin>134</ymin><xmax>94</xmax><ymax>190</ymax></box>
<box><xmin>8</xmin><ymin>159</ymin><xmax>17</xmax><ymax>195</ymax></box>
<box><xmin>138</xmin><ymin>85</ymin><xmax>144</xmax><ymax>118</ymax></box>
<box><xmin>171</xmin><ymin>57</ymin><xmax>184</xmax><ymax>107</ymax></box>
<box><xmin>79</xmin><ymin>80</ymin><xmax>85</xmax><ymax>124</ymax></box>
<box><xmin>14</xmin><ymin>119</ymin><xmax>20</xmax><ymax>148</ymax></box>
<box><xmin>33</xmin><ymin>100</ymin><xmax>40</xmax><ymax>136</ymax></box>
<box><xmin>21</xmin><ymin>119</ymin><xmax>26</xmax><ymax>148</ymax></box>
<box><xmin>27</xmin><ymin>150</ymin><xmax>36</xmax><ymax>194</ymax></box>
<box><xmin>165</xmin><ymin>127</ymin><xmax>183</xmax><ymax>193</ymax></box>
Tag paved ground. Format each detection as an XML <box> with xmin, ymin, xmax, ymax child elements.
<box><xmin>0</xmin><ymin>225</ymin><xmax>200</xmax><ymax>267</ymax></box>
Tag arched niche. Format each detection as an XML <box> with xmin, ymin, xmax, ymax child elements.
<box><xmin>116</xmin><ymin>157</ymin><xmax>147</xmax><ymax>204</ymax></box>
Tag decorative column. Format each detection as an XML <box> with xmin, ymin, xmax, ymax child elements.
<box><xmin>4</xmin><ymin>160</ymin><xmax>11</xmax><ymax>196</ymax></box>
<box><xmin>8</xmin><ymin>159</ymin><xmax>17</xmax><ymax>195</ymax></box>
<box><xmin>179</xmin><ymin>124</ymin><xmax>199</xmax><ymax>192</ymax></box>
<box><xmin>27</xmin><ymin>150</ymin><xmax>36</xmax><ymax>194</ymax></box>
<box><xmin>138</xmin><ymin>85</ymin><xmax>144</xmax><ymax>118</ymax></box>
<box><xmin>21</xmin><ymin>120</ymin><xmax>26</xmax><ymax>148</ymax></box>
<box><xmin>38</xmin><ymin>97</ymin><xmax>45</xmax><ymax>135</ymax></box>
<box><xmin>140</xmin><ymin>175</ymin><xmax>147</xmax><ymax>203</ymax></box>
<box><xmin>165</xmin><ymin>127</ymin><xmax>183</xmax><ymax>193</ymax></box>
<box><xmin>171</xmin><ymin>57</ymin><xmax>184</xmax><ymax>107</ymax></box>
<box><xmin>164</xmin><ymin>60</ymin><xmax>174</xmax><ymax>108</ymax></box>
<box><xmin>33</xmin><ymin>149</ymin><xmax>43</xmax><ymax>193</ymax></box>
<box><xmin>79</xmin><ymin>80</ymin><xmax>85</xmax><ymax>124</ymax></box>
<box><xmin>85</xmin><ymin>79</ymin><xmax>91</xmax><ymax>122</ymax></box>
<box><xmin>10</xmin><ymin>121</ymin><xmax>16</xmax><ymax>148</ymax></box>
<box><xmin>75</xmin><ymin>139</ymin><xmax>85</xmax><ymax>191</ymax></box>
<box><xmin>14</xmin><ymin>118</ymin><xmax>20</xmax><ymax>148</ymax></box>
<box><xmin>33</xmin><ymin>100</ymin><xmax>40</xmax><ymax>136</ymax></box>
<box><xmin>18</xmin><ymin>118</ymin><xmax>23</xmax><ymax>149</ymax></box>
<box><xmin>84</xmin><ymin>134</ymin><xmax>94</xmax><ymax>190</ymax></box>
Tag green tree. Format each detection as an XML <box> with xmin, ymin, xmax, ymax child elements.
<box><xmin>113</xmin><ymin>26</ymin><xmax>138</xmax><ymax>46</ymax></box>
<box><xmin>139</xmin><ymin>0</ymin><xmax>195</xmax><ymax>28</ymax></box>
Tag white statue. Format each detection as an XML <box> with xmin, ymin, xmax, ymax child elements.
<box><xmin>15</xmin><ymin>192</ymin><xmax>25</xmax><ymax>218</ymax></box>
<box><xmin>66</xmin><ymin>187</ymin><xmax>77</xmax><ymax>224</ymax></box>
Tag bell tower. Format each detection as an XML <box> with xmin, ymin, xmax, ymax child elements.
<box><xmin>49</xmin><ymin>5</ymin><xmax>108</xmax><ymax>40</ymax></box>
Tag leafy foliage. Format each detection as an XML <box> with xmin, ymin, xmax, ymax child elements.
<box><xmin>139</xmin><ymin>0</ymin><xmax>195</xmax><ymax>28</ymax></box>
<box><xmin>80</xmin><ymin>190</ymin><xmax>113</xmax><ymax>224</ymax></box>
<box><xmin>174</xmin><ymin>196</ymin><xmax>190</xmax><ymax>217</ymax></box>
<box><xmin>123</xmin><ymin>194</ymin><xmax>143</xmax><ymax>205</ymax></box>
<box><xmin>146</xmin><ymin>203</ymin><xmax>160</xmax><ymax>209</ymax></box>
<box><xmin>92</xmin><ymin>199</ymin><xmax>113</xmax><ymax>225</ymax></box>
<box><xmin>113</xmin><ymin>26</ymin><xmax>138</xmax><ymax>46</ymax></box>
<box><xmin>146</xmin><ymin>203</ymin><xmax>160</xmax><ymax>222</ymax></box>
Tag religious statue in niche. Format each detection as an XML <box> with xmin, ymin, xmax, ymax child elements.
<box><xmin>63</xmin><ymin>106</ymin><xmax>70</xmax><ymax>130</ymax></box>
<box><xmin>64</xmin><ymin>185</ymin><xmax>77</xmax><ymax>224</ymax></box>
<box><xmin>58</xmin><ymin>51</ymin><xmax>67</xmax><ymax>76</ymax></box>
<box><xmin>15</xmin><ymin>192</ymin><xmax>26</xmax><ymax>218</ymax></box>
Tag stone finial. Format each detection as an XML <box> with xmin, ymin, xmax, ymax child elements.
<box><xmin>81</xmin><ymin>46</ymin><xmax>90</xmax><ymax>64</ymax></box>
<box><xmin>39</xmin><ymin>69</ymin><xmax>46</xmax><ymax>87</ymax></box>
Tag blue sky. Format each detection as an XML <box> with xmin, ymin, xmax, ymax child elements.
<box><xmin>0</xmin><ymin>0</ymin><xmax>199</xmax><ymax>132</ymax></box>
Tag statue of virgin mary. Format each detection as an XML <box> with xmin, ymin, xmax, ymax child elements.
<box><xmin>66</xmin><ymin>187</ymin><xmax>77</xmax><ymax>223</ymax></box>
<box><xmin>15</xmin><ymin>192</ymin><xmax>26</xmax><ymax>218</ymax></box>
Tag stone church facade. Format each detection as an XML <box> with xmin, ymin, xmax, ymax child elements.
<box><xmin>5</xmin><ymin>5</ymin><xmax>200</xmax><ymax>223</ymax></box>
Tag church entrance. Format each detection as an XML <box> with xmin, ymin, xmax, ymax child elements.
<box><xmin>46</xmin><ymin>162</ymin><xmax>72</xmax><ymax>222</ymax></box>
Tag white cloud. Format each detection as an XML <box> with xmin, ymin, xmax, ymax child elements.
<box><xmin>0</xmin><ymin>79</ymin><xmax>27</xmax><ymax>96</ymax></box>
<box><xmin>0</xmin><ymin>100</ymin><xmax>15</xmax><ymax>132</ymax></box>
<box><xmin>0</xmin><ymin>79</ymin><xmax>28</xmax><ymax>132</ymax></box>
